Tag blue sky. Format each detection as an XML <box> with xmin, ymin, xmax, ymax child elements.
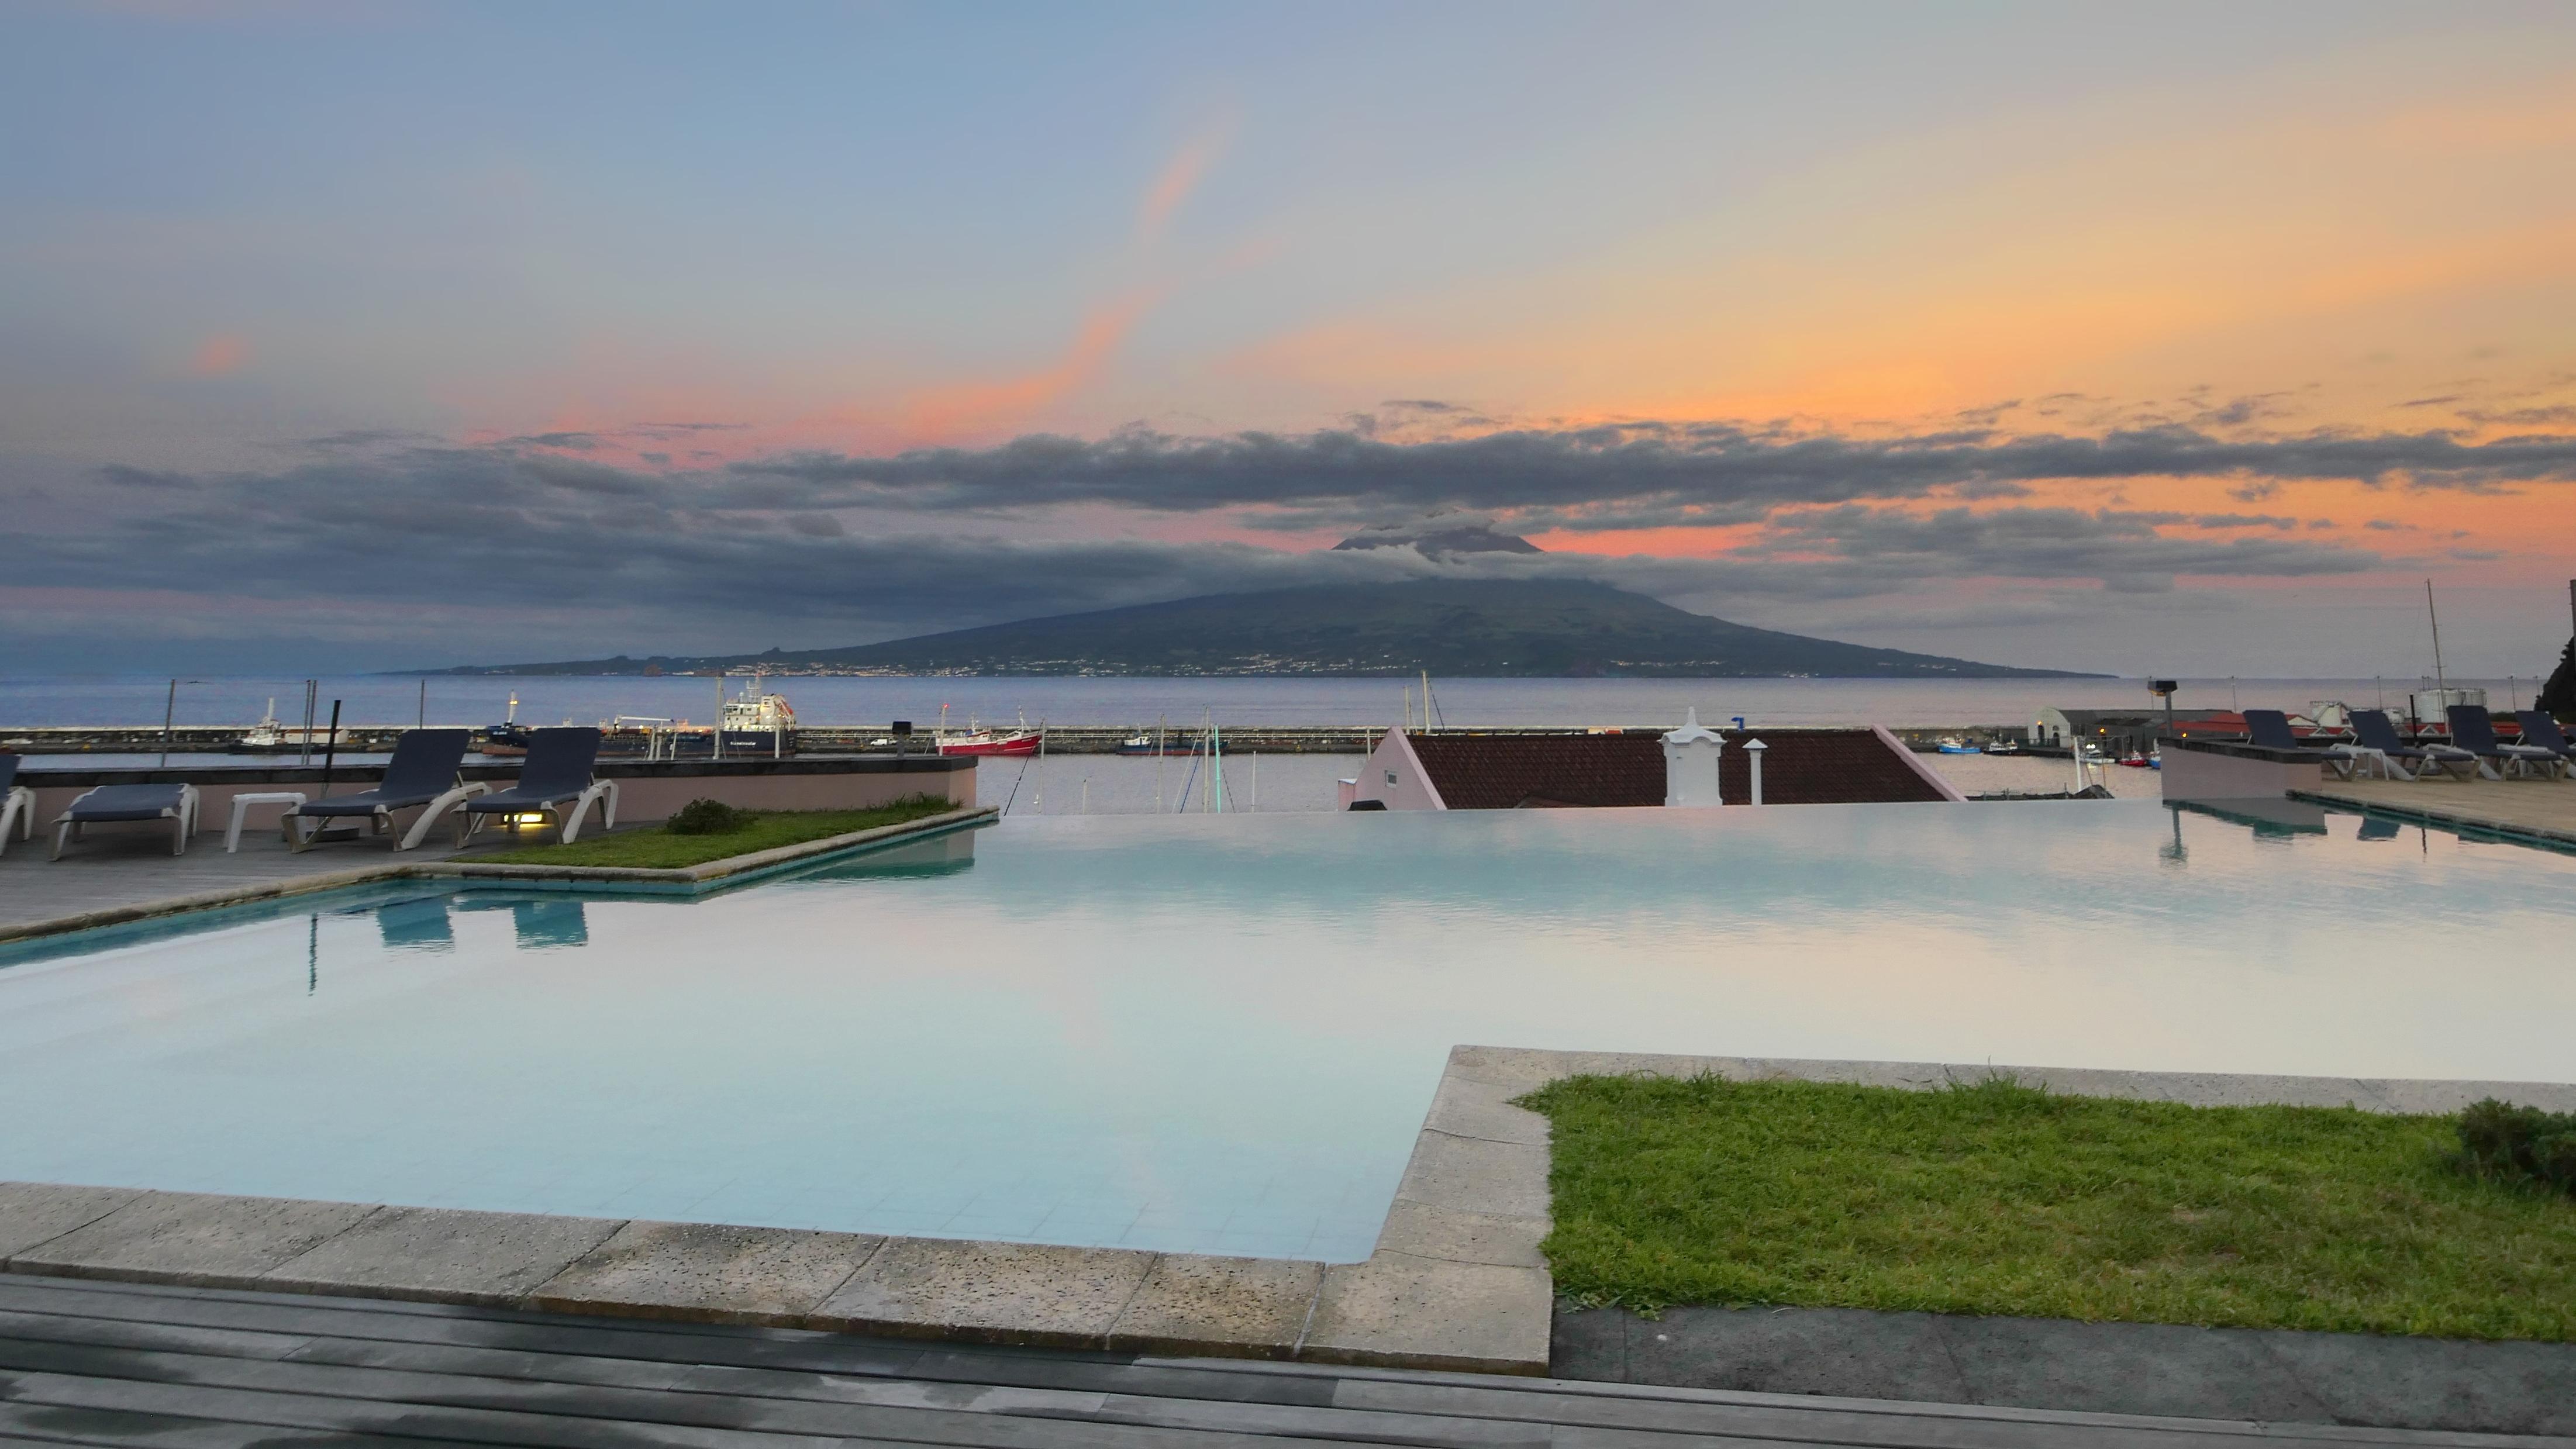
<box><xmin>4</xmin><ymin>1</ymin><xmax>2573</xmax><ymax>673</ymax></box>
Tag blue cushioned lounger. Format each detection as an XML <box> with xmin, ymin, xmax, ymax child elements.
<box><xmin>50</xmin><ymin>782</ymin><xmax>201</xmax><ymax>861</ymax></box>
<box><xmin>2451</xmin><ymin>705</ymin><xmax>2565</xmax><ymax>780</ymax></box>
<box><xmin>2244</xmin><ymin>709</ymin><xmax>2367</xmax><ymax>779</ymax></box>
<box><xmin>2443</xmin><ymin>705</ymin><xmax>2556</xmax><ymax>781</ymax></box>
<box><xmin>2347</xmin><ymin>710</ymin><xmax>2430</xmax><ymax>782</ymax></box>
<box><xmin>456</xmin><ymin>727</ymin><xmax>616</xmax><ymax>845</ymax></box>
<box><xmin>0</xmin><ymin>753</ymin><xmax>33</xmax><ymax>857</ymax></box>
<box><xmin>2514</xmin><ymin>710</ymin><xmax>2576</xmax><ymax>768</ymax></box>
<box><xmin>282</xmin><ymin>728</ymin><xmax>481</xmax><ymax>852</ymax></box>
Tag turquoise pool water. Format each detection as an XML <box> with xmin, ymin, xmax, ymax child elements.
<box><xmin>3</xmin><ymin>801</ymin><xmax>2572</xmax><ymax>1262</ymax></box>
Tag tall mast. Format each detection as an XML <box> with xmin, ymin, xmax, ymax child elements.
<box><xmin>2427</xmin><ymin>579</ymin><xmax>2447</xmax><ymax>689</ymax></box>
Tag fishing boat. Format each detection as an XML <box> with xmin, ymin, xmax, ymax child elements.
<box><xmin>1935</xmin><ymin>736</ymin><xmax>1982</xmax><ymax>754</ymax></box>
<box><xmin>933</xmin><ymin>705</ymin><xmax>1041</xmax><ymax>757</ymax></box>
<box><xmin>237</xmin><ymin>699</ymin><xmax>344</xmax><ymax>753</ymax></box>
<box><xmin>939</xmin><ymin>726</ymin><xmax>1042</xmax><ymax>757</ymax></box>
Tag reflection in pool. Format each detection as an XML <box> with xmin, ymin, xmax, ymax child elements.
<box><xmin>1</xmin><ymin>803</ymin><xmax>2570</xmax><ymax>1261</ymax></box>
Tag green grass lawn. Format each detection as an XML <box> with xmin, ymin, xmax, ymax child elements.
<box><xmin>472</xmin><ymin>795</ymin><xmax>960</xmax><ymax>868</ymax></box>
<box><xmin>1522</xmin><ymin>1074</ymin><xmax>2576</xmax><ymax>1340</ymax></box>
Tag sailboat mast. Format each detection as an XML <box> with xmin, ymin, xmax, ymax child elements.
<box><xmin>2427</xmin><ymin>579</ymin><xmax>2447</xmax><ymax>689</ymax></box>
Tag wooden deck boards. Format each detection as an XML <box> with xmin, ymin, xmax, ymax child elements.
<box><xmin>0</xmin><ymin>1275</ymin><xmax>2558</xmax><ymax>1449</ymax></box>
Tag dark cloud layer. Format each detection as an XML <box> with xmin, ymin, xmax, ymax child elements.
<box><xmin>23</xmin><ymin>410</ymin><xmax>2527</xmax><ymax>661</ymax></box>
<box><xmin>727</xmin><ymin>420</ymin><xmax>2576</xmax><ymax>519</ymax></box>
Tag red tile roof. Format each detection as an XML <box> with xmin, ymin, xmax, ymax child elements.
<box><xmin>1403</xmin><ymin>729</ymin><xmax>1949</xmax><ymax>809</ymax></box>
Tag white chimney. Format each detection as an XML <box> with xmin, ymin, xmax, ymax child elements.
<box><xmin>1662</xmin><ymin>708</ymin><xmax>1727</xmax><ymax>807</ymax></box>
<box><xmin>1743</xmin><ymin>737</ymin><xmax>1768</xmax><ymax>805</ymax></box>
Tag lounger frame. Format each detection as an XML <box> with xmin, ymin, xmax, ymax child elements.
<box><xmin>48</xmin><ymin>784</ymin><xmax>201</xmax><ymax>861</ymax></box>
<box><xmin>0</xmin><ymin>785</ymin><xmax>32</xmax><ymax>858</ymax></box>
<box><xmin>284</xmin><ymin>781</ymin><xmax>492</xmax><ymax>853</ymax></box>
<box><xmin>455</xmin><ymin>780</ymin><xmax>618</xmax><ymax>847</ymax></box>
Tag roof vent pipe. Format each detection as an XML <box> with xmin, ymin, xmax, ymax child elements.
<box><xmin>1743</xmin><ymin>737</ymin><xmax>1768</xmax><ymax>806</ymax></box>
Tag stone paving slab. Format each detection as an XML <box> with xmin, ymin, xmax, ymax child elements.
<box><xmin>0</xmin><ymin>1183</ymin><xmax>142</xmax><ymax>1259</ymax></box>
<box><xmin>809</xmin><ymin>1237</ymin><xmax>1161</xmax><ymax>1346</ymax></box>
<box><xmin>260</xmin><ymin>1204</ymin><xmax>623</xmax><ymax>1306</ymax></box>
<box><xmin>1303</xmin><ymin>1250</ymin><xmax>1554</xmax><ymax>1372</ymax></box>
<box><xmin>9</xmin><ymin>1190</ymin><xmax>379</xmax><ymax>1287</ymax></box>
<box><xmin>529</xmin><ymin>1220</ymin><xmax>887</xmax><ymax>1324</ymax></box>
<box><xmin>1107</xmin><ymin>1253</ymin><xmax>1322</xmax><ymax>1358</ymax></box>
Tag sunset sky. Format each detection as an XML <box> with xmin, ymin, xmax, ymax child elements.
<box><xmin>5</xmin><ymin>1</ymin><xmax>2573</xmax><ymax>675</ymax></box>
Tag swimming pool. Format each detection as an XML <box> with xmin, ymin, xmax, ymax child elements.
<box><xmin>3</xmin><ymin>801</ymin><xmax>2571</xmax><ymax>1262</ymax></box>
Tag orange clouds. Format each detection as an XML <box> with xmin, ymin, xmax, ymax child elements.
<box><xmin>187</xmin><ymin>334</ymin><xmax>249</xmax><ymax>377</ymax></box>
<box><xmin>889</xmin><ymin>290</ymin><xmax>1162</xmax><ymax>442</ymax></box>
<box><xmin>1136</xmin><ymin>120</ymin><xmax>1230</xmax><ymax>244</ymax></box>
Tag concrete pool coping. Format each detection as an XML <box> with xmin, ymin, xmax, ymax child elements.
<box><xmin>8</xmin><ymin>1046</ymin><xmax>2576</xmax><ymax>1376</ymax></box>
<box><xmin>0</xmin><ymin>804</ymin><xmax>999</xmax><ymax>947</ymax></box>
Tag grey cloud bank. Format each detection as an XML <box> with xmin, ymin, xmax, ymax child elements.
<box><xmin>13</xmin><ymin>413</ymin><xmax>2558</xmax><ymax>671</ymax></box>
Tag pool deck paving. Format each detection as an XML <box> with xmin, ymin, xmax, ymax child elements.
<box><xmin>0</xmin><ymin>804</ymin><xmax>999</xmax><ymax>945</ymax></box>
<box><xmin>2295</xmin><ymin>774</ymin><xmax>2576</xmax><ymax>850</ymax></box>
<box><xmin>20</xmin><ymin>1276</ymin><xmax>2550</xmax><ymax>1449</ymax></box>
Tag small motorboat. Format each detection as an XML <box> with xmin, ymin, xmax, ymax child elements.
<box><xmin>1116</xmin><ymin>732</ymin><xmax>1209</xmax><ymax>756</ymax></box>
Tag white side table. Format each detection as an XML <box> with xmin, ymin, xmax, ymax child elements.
<box><xmin>226</xmin><ymin>791</ymin><xmax>307</xmax><ymax>853</ymax></box>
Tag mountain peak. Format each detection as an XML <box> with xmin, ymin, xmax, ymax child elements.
<box><xmin>1331</xmin><ymin>508</ymin><xmax>1542</xmax><ymax>558</ymax></box>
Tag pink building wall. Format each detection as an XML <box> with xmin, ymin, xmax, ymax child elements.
<box><xmin>1344</xmin><ymin>730</ymin><xmax>1450</xmax><ymax>810</ymax></box>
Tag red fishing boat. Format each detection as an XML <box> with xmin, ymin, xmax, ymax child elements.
<box><xmin>932</xmin><ymin>706</ymin><xmax>1043</xmax><ymax>757</ymax></box>
<box><xmin>937</xmin><ymin>728</ymin><xmax>1042</xmax><ymax>757</ymax></box>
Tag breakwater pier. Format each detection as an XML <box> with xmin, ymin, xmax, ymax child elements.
<box><xmin>2</xmin><ymin>722</ymin><xmax>2033</xmax><ymax>756</ymax></box>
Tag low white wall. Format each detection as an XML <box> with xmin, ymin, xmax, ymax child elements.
<box><xmin>2161</xmin><ymin>744</ymin><xmax>2322</xmax><ymax>801</ymax></box>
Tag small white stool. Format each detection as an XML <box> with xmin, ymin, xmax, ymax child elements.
<box><xmin>226</xmin><ymin>791</ymin><xmax>307</xmax><ymax>853</ymax></box>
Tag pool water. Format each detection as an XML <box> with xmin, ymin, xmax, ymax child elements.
<box><xmin>3</xmin><ymin>801</ymin><xmax>2572</xmax><ymax>1262</ymax></box>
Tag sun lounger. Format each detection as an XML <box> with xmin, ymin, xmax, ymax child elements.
<box><xmin>456</xmin><ymin>727</ymin><xmax>616</xmax><ymax>845</ymax></box>
<box><xmin>282</xmin><ymin>728</ymin><xmax>484</xmax><ymax>852</ymax></box>
<box><xmin>2243</xmin><ymin>709</ymin><xmax>2368</xmax><ymax>779</ymax></box>
<box><xmin>2345</xmin><ymin>710</ymin><xmax>2429</xmax><ymax>782</ymax></box>
<box><xmin>2513</xmin><ymin>710</ymin><xmax>2576</xmax><ymax>772</ymax></box>
<box><xmin>0</xmin><ymin>754</ymin><xmax>33</xmax><ymax>857</ymax></box>
<box><xmin>2452</xmin><ymin>705</ymin><xmax>2565</xmax><ymax>780</ymax></box>
<box><xmin>49</xmin><ymin>782</ymin><xmax>201</xmax><ymax>860</ymax></box>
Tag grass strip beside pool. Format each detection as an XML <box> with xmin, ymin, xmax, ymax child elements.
<box><xmin>473</xmin><ymin>796</ymin><xmax>957</xmax><ymax>869</ymax></box>
<box><xmin>1523</xmin><ymin>1074</ymin><xmax>2576</xmax><ymax>1340</ymax></box>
